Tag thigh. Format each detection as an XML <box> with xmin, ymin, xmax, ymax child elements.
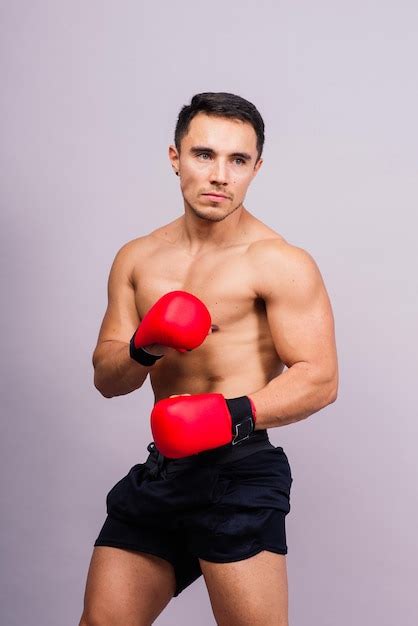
<box><xmin>79</xmin><ymin>546</ymin><xmax>176</xmax><ymax>626</ymax></box>
<box><xmin>200</xmin><ymin>550</ymin><xmax>289</xmax><ymax>626</ymax></box>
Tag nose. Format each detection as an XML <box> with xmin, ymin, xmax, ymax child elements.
<box><xmin>209</xmin><ymin>159</ymin><xmax>229</xmax><ymax>185</ymax></box>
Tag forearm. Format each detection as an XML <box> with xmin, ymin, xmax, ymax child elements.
<box><xmin>93</xmin><ymin>340</ymin><xmax>152</xmax><ymax>398</ymax></box>
<box><xmin>249</xmin><ymin>362</ymin><xmax>338</xmax><ymax>429</ymax></box>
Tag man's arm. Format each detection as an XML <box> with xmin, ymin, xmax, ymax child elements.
<box><xmin>92</xmin><ymin>241</ymin><xmax>153</xmax><ymax>398</ymax></box>
<box><xmin>248</xmin><ymin>240</ymin><xmax>339</xmax><ymax>428</ymax></box>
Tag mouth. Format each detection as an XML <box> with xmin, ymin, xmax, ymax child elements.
<box><xmin>202</xmin><ymin>193</ymin><xmax>229</xmax><ymax>201</ymax></box>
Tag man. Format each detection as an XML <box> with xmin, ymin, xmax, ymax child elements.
<box><xmin>79</xmin><ymin>92</ymin><xmax>338</xmax><ymax>626</ymax></box>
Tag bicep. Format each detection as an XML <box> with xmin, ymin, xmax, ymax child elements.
<box><xmin>94</xmin><ymin>243</ymin><xmax>140</xmax><ymax>349</ymax></box>
<box><xmin>262</xmin><ymin>247</ymin><xmax>338</xmax><ymax>380</ymax></box>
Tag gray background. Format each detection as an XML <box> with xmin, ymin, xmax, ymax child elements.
<box><xmin>1</xmin><ymin>1</ymin><xmax>417</xmax><ymax>625</ymax></box>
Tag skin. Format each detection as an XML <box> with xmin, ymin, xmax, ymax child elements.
<box><xmin>79</xmin><ymin>112</ymin><xmax>339</xmax><ymax>626</ymax></box>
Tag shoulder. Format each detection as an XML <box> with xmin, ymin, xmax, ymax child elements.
<box><xmin>110</xmin><ymin>218</ymin><xmax>180</xmax><ymax>272</ymax></box>
<box><xmin>241</xmin><ymin>211</ymin><xmax>314</xmax><ymax>270</ymax></box>
<box><xmin>247</xmin><ymin>237</ymin><xmax>323</xmax><ymax>299</ymax></box>
<box><xmin>109</xmin><ymin>235</ymin><xmax>150</xmax><ymax>273</ymax></box>
<box><xmin>248</xmin><ymin>236</ymin><xmax>318</xmax><ymax>270</ymax></box>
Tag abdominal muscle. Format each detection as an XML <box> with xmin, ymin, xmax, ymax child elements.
<box><xmin>150</xmin><ymin>327</ymin><xmax>285</xmax><ymax>402</ymax></box>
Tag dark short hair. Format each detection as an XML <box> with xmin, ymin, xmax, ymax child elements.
<box><xmin>174</xmin><ymin>92</ymin><xmax>265</xmax><ymax>163</ymax></box>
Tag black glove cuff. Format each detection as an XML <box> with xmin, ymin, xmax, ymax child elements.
<box><xmin>129</xmin><ymin>335</ymin><xmax>164</xmax><ymax>366</ymax></box>
<box><xmin>225</xmin><ymin>396</ymin><xmax>255</xmax><ymax>446</ymax></box>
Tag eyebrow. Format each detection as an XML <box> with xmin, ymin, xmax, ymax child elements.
<box><xmin>190</xmin><ymin>146</ymin><xmax>252</xmax><ymax>161</ymax></box>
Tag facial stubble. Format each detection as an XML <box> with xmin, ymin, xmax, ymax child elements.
<box><xmin>188</xmin><ymin>199</ymin><xmax>243</xmax><ymax>223</ymax></box>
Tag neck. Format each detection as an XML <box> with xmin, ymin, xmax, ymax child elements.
<box><xmin>180</xmin><ymin>203</ymin><xmax>249</xmax><ymax>253</ymax></box>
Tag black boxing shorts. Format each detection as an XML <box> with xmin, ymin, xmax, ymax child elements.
<box><xmin>94</xmin><ymin>429</ymin><xmax>293</xmax><ymax>597</ymax></box>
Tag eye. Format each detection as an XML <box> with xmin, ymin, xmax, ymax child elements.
<box><xmin>197</xmin><ymin>152</ymin><xmax>212</xmax><ymax>160</ymax></box>
<box><xmin>234</xmin><ymin>158</ymin><xmax>246</xmax><ymax>166</ymax></box>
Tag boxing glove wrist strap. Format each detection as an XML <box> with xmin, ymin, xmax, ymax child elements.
<box><xmin>129</xmin><ymin>336</ymin><xmax>164</xmax><ymax>366</ymax></box>
<box><xmin>225</xmin><ymin>396</ymin><xmax>256</xmax><ymax>446</ymax></box>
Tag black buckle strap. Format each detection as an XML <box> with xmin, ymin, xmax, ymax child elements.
<box><xmin>129</xmin><ymin>336</ymin><xmax>164</xmax><ymax>366</ymax></box>
<box><xmin>225</xmin><ymin>396</ymin><xmax>255</xmax><ymax>446</ymax></box>
<box><xmin>231</xmin><ymin>416</ymin><xmax>254</xmax><ymax>445</ymax></box>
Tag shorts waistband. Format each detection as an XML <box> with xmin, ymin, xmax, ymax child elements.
<box><xmin>146</xmin><ymin>430</ymin><xmax>274</xmax><ymax>477</ymax></box>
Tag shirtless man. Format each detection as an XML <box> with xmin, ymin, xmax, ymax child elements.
<box><xmin>79</xmin><ymin>92</ymin><xmax>338</xmax><ymax>626</ymax></box>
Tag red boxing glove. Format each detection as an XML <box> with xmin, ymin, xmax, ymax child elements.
<box><xmin>130</xmin><ymin>291</ymin><xmax>211</xmax><ymax>366</ymax></box>
<box><xmin>151</xmin><ymin>393</ymin><xmax>257</xmax><ymax>458</ymax></box>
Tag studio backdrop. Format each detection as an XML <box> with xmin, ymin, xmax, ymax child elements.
<box><xmin>1</xmin><ymin>2</ymin><xmax>417</xmax><ymax>625</ymax></box>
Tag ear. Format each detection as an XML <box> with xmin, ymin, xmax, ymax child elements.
<box><xmin>253</xmin><ymin>158</ymin><xmax>263</xmax><ymax>176</ymax></box>
<box><xmin>168</xmin><ymin>144</ymin><xmax>179</xmax><ymax>175</ymax></box>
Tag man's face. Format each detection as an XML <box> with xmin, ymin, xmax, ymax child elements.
<box><xmin>169</xmin><ymin>113</ymin><xmax>263</xmax><ymax>222</ymax></box>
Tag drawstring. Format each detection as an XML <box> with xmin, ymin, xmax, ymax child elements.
<box><xmin>147</xmin><ymin>442</ymin><xmax>166</xmax><ymax>478</ymax></box>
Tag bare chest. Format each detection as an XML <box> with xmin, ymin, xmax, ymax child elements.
<box><xmin>132</xmin><ymin>245</ymin><xmax>260</xmax><ymax>331</ymax></box>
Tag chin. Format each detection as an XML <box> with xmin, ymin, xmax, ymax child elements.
<box><xmin>189</xmin><ymin>199</ymin><xmax>242</xmax><ymax>222</ymax></box>
<box><xmin>192</xmin><ymin>207</ymin><xmax>227</xmax><ymax>223</ymax></box>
